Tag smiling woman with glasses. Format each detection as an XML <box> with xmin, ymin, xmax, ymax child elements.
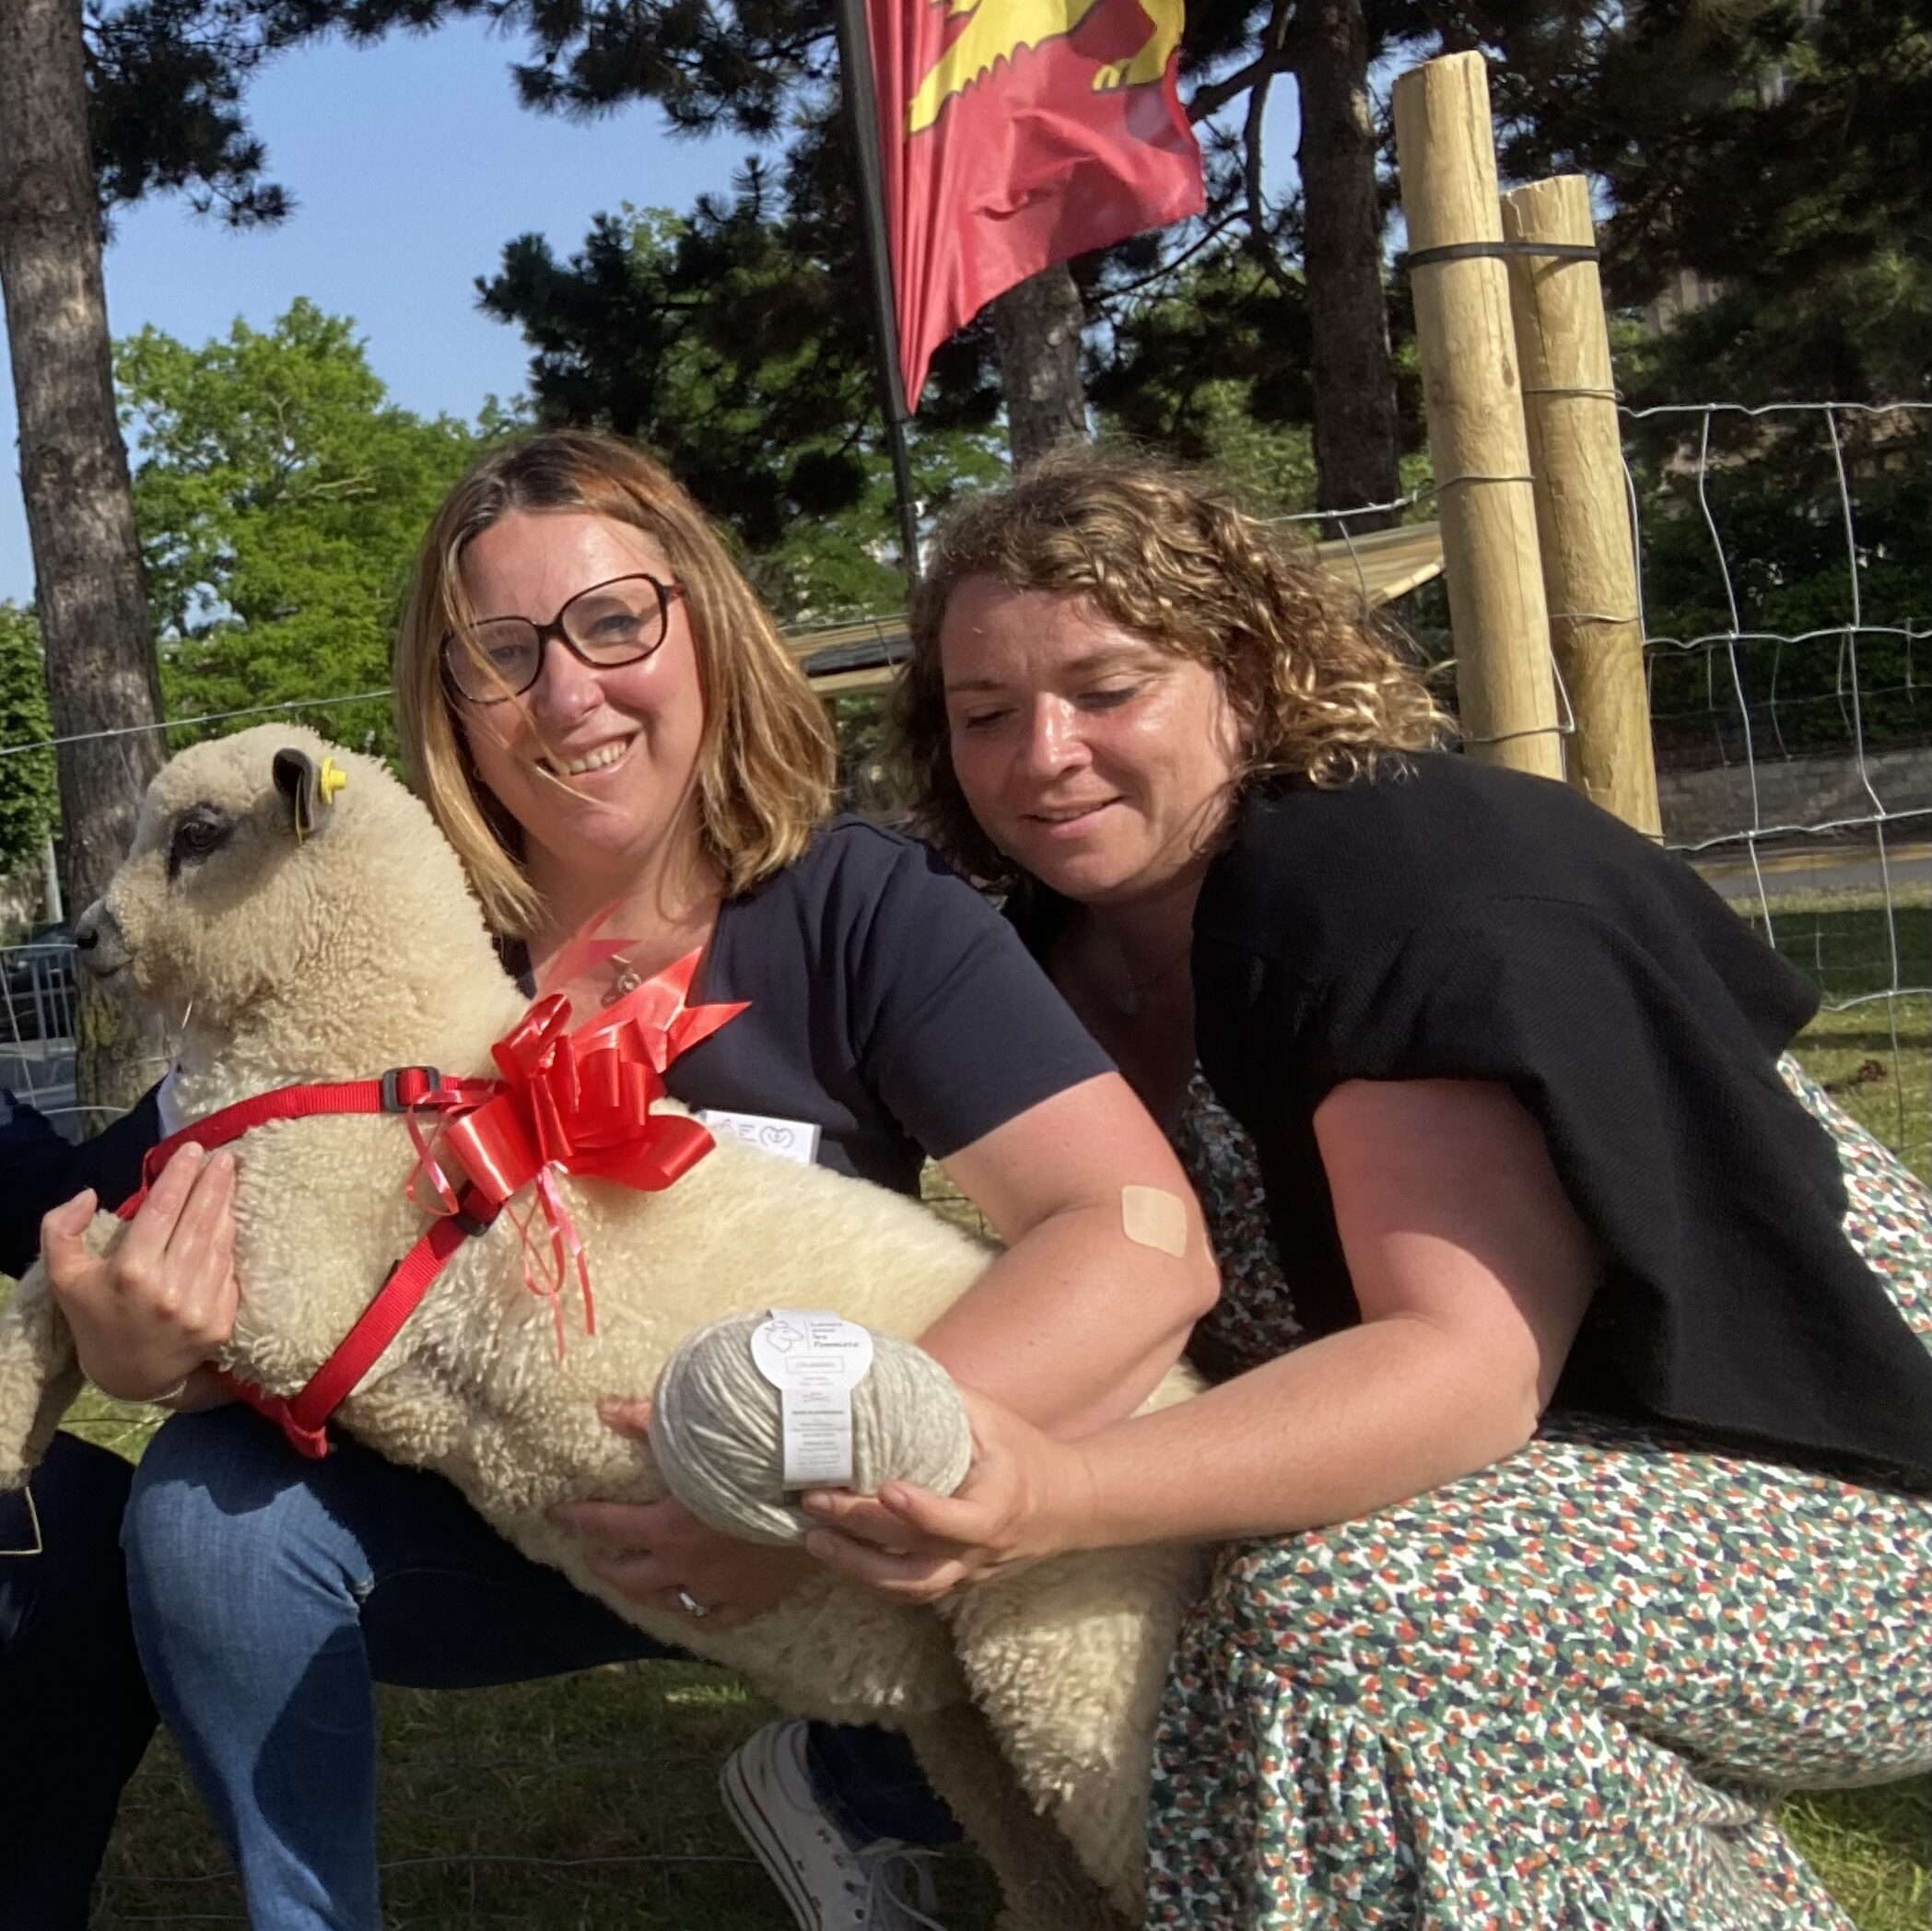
<box><xmin>392</xmin><ymin>434</ymin><xmax>837</xmax><ymax>937</ymax></box>
<box><xmin>105</xmin><ymin>427</ymin><xmax>1224</xmax><ymax>1931</ymax></box>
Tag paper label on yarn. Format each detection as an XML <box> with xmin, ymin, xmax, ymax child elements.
<box><xmin>696</xmin><ymin>1109</ymin><xmax>822</xmax><ymax>1166</ymax></box>
<box><xmin>748</xmin><ymin>1309</ymin><xmax>874</xmax><ymax>1488</ymax></box>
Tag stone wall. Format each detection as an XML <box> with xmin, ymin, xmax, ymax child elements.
<box><xmin>1658</xmin><ymin>744</ymin><xmax>1932</xmax><ymax>850</ymax></box>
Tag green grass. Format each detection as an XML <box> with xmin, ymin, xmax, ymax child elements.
<box><xmin>55</xmin><ymin>1363</ymin><xmax>994</xmax><ymax>1924</ymax></box>
<box><xmin>86</xmin><ymin>1659</ymin><xmax>1932</xmax><ymax>1929</ymax></box>
<box><xmin>1742</xmin><ymin>884</ymin><xmax>1931</xmax><ymax>1176</ymax></box>
<box><xmin>93</xmin><ymin>1661</ymin><xmax>1001</xmax><ymax>1929</ymax></box>
<box><xmin>1712</xmin><ymin>885</ymin><xmax>1932</xmax><ymax>1930</ymax></box>
<box><xmin>61</xmin><ymin>884</ymin><xmax>1932</xmax><ymax>1923</ymax></box>
<box><xmin>1784</xmin><ymin>1785</ymin><xmax>1932</xmax><ymax>1931</ymax></box>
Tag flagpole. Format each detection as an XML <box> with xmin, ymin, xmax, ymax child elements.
<box><xmin>834</xmin><ymin>0</ymin><xmax>923</xmax><ymax>587</ymax></box>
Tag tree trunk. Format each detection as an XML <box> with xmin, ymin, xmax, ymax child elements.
<box><xmin>990</xmin><ymin>263</ymin><xmax>1088</xmax><ymax>468</ymax></box>
<box><xmin>0</xmin><ymin>0</ymin><xmax>170</xmax><ymax>1118</ymax></box>
<box><xmin>1296</xmin><ymin>0</ymin><xmax>1401</xmax><ymax>532</ymax></box>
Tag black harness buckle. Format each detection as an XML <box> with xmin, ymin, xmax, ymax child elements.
<box><xmin>451</xmin><ymin>1185</ymin><xmax>497</xmax><ymax>1240</ymax></box>
<box><xmin>381</xmin><ymin>1066</ymin><xmax>444</xmax><ymax>1112</ymax></box>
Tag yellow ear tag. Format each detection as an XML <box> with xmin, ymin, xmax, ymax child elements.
<box><xmin>318</xmin><ymin>756</ymin><xmax>347</xmax><ymax>807</ymax></box>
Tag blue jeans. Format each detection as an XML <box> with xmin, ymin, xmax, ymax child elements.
<box><xmin>0</xmin><ymin>1432</ymin><xmax>157</xmax><ymax>1931</ymax></box>
<box><xmin>123</xmin><ymin>1405</ymin><xmax>954</xmax><ymax>1931</ymax></box>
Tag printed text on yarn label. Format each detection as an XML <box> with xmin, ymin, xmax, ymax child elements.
<box><xmin>749</xmin><ymin>1309</ymin><xmax>875</xmax><ymax>1487</ymax></box>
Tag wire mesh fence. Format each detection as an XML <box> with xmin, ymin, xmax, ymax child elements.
<box><xmin>1</xmin><ymin>938</ymin><xmax>82</xmax><ymax>1147</ymax></box>
<box><xmin>1301</xmin><ymin>397</ymin><xmax>1930</xmax><ymax>1176</ymax></box>
<box><xmin>88</xmin><ymin>1656</ymin><xmax>968</xmax><ymax>1929</ymax></box>
<box><xmin>1624</xmin><ymin>399</ymin><xmax>1931</xmax><ymax>1174</ymax></box>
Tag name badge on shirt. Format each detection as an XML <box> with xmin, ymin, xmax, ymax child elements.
<box><xmin>155</xmin><ymin>1066</ymin><xmax>185</xmax><ymax>1137</ymax></box>
<box><xmin>696</xmin><ymin>1109</ymin><xmax>822</xmax><ymax>1166</ymax></box>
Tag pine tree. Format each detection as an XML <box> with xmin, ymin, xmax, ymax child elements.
<box><xmin>324</xmin><ymin>0</ymin><xmax>1408</xmax><ymax>506</ymax></box>
<box><xmin>1475</xmin><ymin>0</ymin><xmax>1930</xmax><ymax>403</ymax></box>
<box><xmin>478</xmin><ymin>187</ymin><xmax>1004</xmax><ymax>614</ymax></box>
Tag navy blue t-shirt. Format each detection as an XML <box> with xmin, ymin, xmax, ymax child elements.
<box><xmin>520</xmin><ymin>817</ymin><xmax>1114</xmax><ymax>1197</ymax></box>
<box><xmin>0</xmin><ymin>1085</ymin><xmax>161</xmax><ymax>1279</ymax></box>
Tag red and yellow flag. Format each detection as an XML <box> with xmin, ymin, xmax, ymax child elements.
<box><xmin>868</xmin><ymin>0</ymin><xmax>1205</xmax><ymax>409</ymax></box>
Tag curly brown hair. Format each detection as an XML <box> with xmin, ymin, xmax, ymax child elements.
<box><xmin>891</xmin><ymin>447</ymin><xmax>1448</xmax><ymax>885</ymax></box>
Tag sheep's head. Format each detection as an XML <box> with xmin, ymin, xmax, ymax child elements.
<box><xmin>74</xmin><ymin>724</ymin><xmax>501</xmax><ymax>1059</ymax></box>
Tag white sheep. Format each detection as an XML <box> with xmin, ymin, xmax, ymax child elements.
<box><xmin>0</xmin><ymin>725</ymin><xmax>1208</xmax><ymax>1931</ymax></box>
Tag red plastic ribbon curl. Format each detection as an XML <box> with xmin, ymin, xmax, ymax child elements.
<box><xmin>431</xmin><ymin>950</ymin><xmax>746</xmax><ymax>1354</ymax></box>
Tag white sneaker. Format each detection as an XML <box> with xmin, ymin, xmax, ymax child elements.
<box><xmin>720</xmin><ymin>1719</ymin><xmax>947</xmax><ymax>1930</ymax></box>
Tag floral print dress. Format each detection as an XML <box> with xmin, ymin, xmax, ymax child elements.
<box><xmin>1151</xmin><ymin>1059</ymin><xmax>1932</xmax><ymax>1930</ymax></box>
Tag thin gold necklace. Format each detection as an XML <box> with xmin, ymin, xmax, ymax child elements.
<box><xmin>1104</xmin><ymin>932</ymin><xmax>1192</xmax><ymax>1016</ymax></box>
<box><xmin>599</xmin><ymin>904</ymin><xmax>718</xmax><ymax>1006</ymax></box>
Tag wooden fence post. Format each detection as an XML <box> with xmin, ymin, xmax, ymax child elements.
<box><xmin>1501</xmin><ymin>174</ymin><xmax>1663</xmax><ymax>837</ymax></box>
<box><xmin>1392</xmin><ymin>53</ymin><xmax>1564</xmax><ymax>780</ymax></box>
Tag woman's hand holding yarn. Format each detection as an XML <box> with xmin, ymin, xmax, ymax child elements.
<box><xmin>549</xmin><ymin>1398</ymin><xmax>814</xmax><ymax>1631</ymax></box>
<box><xmin>798</xmin><ymin>1387</ymin><xmax>1098</xmax><ymax>1606</ymax></box>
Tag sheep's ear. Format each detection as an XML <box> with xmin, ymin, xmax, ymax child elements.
<box><xmin>273</xmin><ymin>748</ymin><xmax>320</xmax><ymax>841</ymax></box>
<box><xmin>272</xmin><ymin>747</ymin><xmax>345</xmax><ymax>844</ymax></box>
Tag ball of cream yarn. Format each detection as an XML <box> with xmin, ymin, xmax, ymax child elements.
<box><xmin>651</xmin><ymin>1312</ymin><xmax>975</xmax><ymax>1545</ymax></box>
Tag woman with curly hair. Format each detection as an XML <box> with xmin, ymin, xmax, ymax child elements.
<box><xmin>801</xmin><ymin>448</ymin><xmax>1932</xmax><ymax>1928</ymax></box>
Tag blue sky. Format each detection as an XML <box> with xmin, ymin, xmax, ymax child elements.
<box><xmin>0</xmin><ymin>16</ymin><xmax>746</xmax><ymax>603</ymax></box>
<box><xmin>0</xmin><ymin>18</ymin><xmax>1298</xmax><ymax>607</ymax></box>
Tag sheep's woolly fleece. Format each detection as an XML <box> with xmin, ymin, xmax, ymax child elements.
<box><xmin>0</xmin><ymin>726</ymin><xmax>1209</xmax><ymax>1931</ymax></box>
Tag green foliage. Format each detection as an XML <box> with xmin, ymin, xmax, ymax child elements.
<box><xmin>0</xmin><ymin>605</ymin><xmax>58</xmax><ymax>876</ymax></box>
<box><xmin>1458</xmin><ymin>0</ymin><xmax>1932</xmax><ymax>769</ymax></box>
<box><xmin>116</xmin><ymin>299</ymin><xmax>485</xmax><ymax>755</ymax></box>
<box><xmin>482</xmin><ymin>189</ymin><xmax>877</xmax><ymax>550</ymax></box>
<box><xmin>1089</xmin><ymin>237</ymin><xmax>1433</xmax><ymax>521</ymax></box>
<box><xmin>1096</xmin><ymin>374</ymin><xmax>1320</xmax><ymax>519</ymax></box>
<box><xmin>85</xmin><ymin>1</ymin><xmax>309</xmax><ymax>224</ymax></box>
<box><xmin>478</xmin><ymin>127</ymin><xmax>1004</xmax><ymax>474</ymax></box>
<box><xmin>480</xmin><ymin>193</ymin><xmax>1003</xmax><ymax>621</ymax></box>
<box><xmin>1364</xmin><ymin>0</ymin><xmax>1932</xmax><ymax>768</ymax></box>
<box><xmin>747</xmin><ymin>430</ymin><xmax>1006</xmax><ymax>624</ymax></box>
<box><xmin>1618</xmin><ymin>393</ymin><xmax>1931</xmax><ymax>768</ymax></box>
<box><xmin>1482</xmin><ymin>0</ymin><xmax>1932</xmax><ymax>404</ymax></box>
<box><xmin>325</xmin><ymin>0</ymin><xmax>1392</xmax><ymax>491</ymax></box>
<box><xmin>1092</xmin><ymin>243</ymin><xmax>1316</xmax><ymax>465</ymax></box>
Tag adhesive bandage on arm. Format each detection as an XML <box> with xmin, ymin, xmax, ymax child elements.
<box><xmin>1120</xmin><ymin>1184</ymin><xmax>1188</xmax><ymax>1258</ymax></box>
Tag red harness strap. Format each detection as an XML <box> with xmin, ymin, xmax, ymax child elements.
<box><xmin>215</xmin><ymin>1181</ymin><xmax>496</xmax><ymax>1458</ymax></box>
<box><xmin>111</xmin><ymin>949</ymin><xmax>746</xmax><ymax>1461</ymax></box>
<box><xmin>116</xmin><ymin>1067</ymin><xmax>495</xmax><ymax>1203</ymax></box>
<box><xmin>115</xmin><ymin>1068</ymin><xmax>500</xmax><ymax>1459</ymax></box>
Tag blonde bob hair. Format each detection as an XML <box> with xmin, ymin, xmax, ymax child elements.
<box><xmin>396</xmin><ymin>428</ymin><xmax>837</xmax><ymax>937</ymax></box>
<box><xmin>893</xmin><ymin>447</ymin><xmax>1448</xmax><ymax>887</ymax></box>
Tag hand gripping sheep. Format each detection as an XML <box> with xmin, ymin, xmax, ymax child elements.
<box><xmin>0</xmin><ymin>727</ymin><xmax>1208</xmax><ymax>1931</ymax></box>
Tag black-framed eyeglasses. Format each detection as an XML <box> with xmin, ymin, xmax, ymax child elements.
<box><xmin>441</xmin><ymin>572</ymin><xmax>685</xmax><ymax>704</ymax></box>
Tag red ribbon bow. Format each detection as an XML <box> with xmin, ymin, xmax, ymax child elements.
<box><xmin>430</xmin><ymin>950</ymin><xmax>746</xmax><ymax>1352</ymax></box>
